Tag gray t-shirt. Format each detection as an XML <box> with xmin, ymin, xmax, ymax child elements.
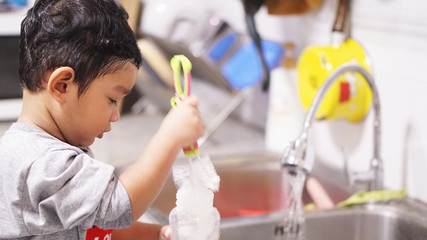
<box><xmin>0</xmin><ymin>123</ymin><xmax>132</xmax><ymax>239</ymax></box>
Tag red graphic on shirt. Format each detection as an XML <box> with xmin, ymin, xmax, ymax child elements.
<box><xmin>86</xmin><ymin>226</ymin><xmax>113</xmax><ymax>240</ymax></box>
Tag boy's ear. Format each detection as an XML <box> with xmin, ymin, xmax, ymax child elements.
<box><xmin>47</xmin><ymin>67</ymin><xmax>76</xmax><ymax>103</ymax></box>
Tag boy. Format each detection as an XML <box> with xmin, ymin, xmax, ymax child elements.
<box><xmin>0</xmin><ymin>0</ymin><xmax>203</xmax><ymax>239</ymax></box>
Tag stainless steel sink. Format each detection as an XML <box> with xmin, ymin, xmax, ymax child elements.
<box><xmin>148</xmin><ymin>153</ymin><xmax>427</xmax><ymax>239</ymax></box>
<box><xmin>220</xmin><ymin>198</ymin><xmax>427</xmax><ymax>240</ymax></box>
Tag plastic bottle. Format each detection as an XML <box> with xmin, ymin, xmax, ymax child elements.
<box><xmin>169</xmin><ymin>156</ymin><xmax>220</xmax><ymax>240</ymax></box>
<box><xmin>265</xmin><ymin>42</ymin><xmax>306</xmax><ymax>154</ymax></box>
<box><xmin>169</xmin><ymin>206</ymin><xmax>220</xmax><ymax>240</ymax></box>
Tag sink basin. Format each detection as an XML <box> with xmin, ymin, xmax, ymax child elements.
<box><xmin>151</xmin><ymin>153</ymin><xmax>351</xmax><ymax>219</ymax></box>
<box><xmin>152</xmin><ymin>153</ymin><xmax>285</xmax><ymax>218</ymax></box>
<box><xmin>147</xmin><ymin>153</ymin><xmax>427</xmax><ymax>239</ymax></box>
<box><xmin>220</xmin><ymin>198</ymin><xmax>427</xmax><ymax>240</ymax></box>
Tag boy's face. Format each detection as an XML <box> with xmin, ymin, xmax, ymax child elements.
<box><xmin>60</xmin><ymin>62</ymin><xmax>137</xmax><ymax>147</ymax></box>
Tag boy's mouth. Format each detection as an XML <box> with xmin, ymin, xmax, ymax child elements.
<box><xmin>97</xmin><ymin>128</ymin><xmax>111</xmax><ymax>139</ymax></box>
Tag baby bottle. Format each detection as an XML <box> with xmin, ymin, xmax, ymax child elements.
<box><xmin>169</xmin><ymin>156</ymin><xmax>220</xmax><ymax>240</ymax></box>
<box><xmin>169</xmin><ymin>205</ymin><xmax>220</xmax><ymax>240</ymax></box>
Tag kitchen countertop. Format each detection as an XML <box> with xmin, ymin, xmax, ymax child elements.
<box><xmin>93</xmin><ymin>110</ymin><xmax>267</xmax><ymax>172</ymax></box>
<box><xmin>0</xmin><ymin>109</ymin><xmax>267</xmax><ymax>172</ymax></box>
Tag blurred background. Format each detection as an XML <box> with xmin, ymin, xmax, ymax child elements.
<box><xmin>0</xmin><ymin>0</ymin><xmax>427</xmax><ymax>205</ymax></box>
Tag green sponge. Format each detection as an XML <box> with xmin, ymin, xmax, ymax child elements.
<box><xmin>337</xmin><ymin>189</ymin><xmax>407</xmax><ymax>208</ymax></box>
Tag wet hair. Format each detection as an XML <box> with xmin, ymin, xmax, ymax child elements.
<box><xmin>19</xmin><ymin>0</ymin><xmax>142</xmax><ymax>96</ymax></box>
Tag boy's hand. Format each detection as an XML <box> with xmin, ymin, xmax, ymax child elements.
<box><xmin>159</xmin><ymin>225</ymin><xmax>171</xmax><ymax>240</ymax></box>
<box><xmin>159</xmin><ymin>95</ymin><xmax>204</xmax><ymax>148</ymax></box>
<box><xmin>119</xmin><ymin>95</ymin><xmax>203</xmax><ymax>222</ymax></box>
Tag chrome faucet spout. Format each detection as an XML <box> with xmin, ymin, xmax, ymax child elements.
<box><xmin>281</xmin><ymin>63</ymin><xmax>382</xmax><ymax>191</ymax></box>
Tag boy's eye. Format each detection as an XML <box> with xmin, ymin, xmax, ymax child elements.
<box><xmin>110</xmin><ymin>98</ymin><xmax>117</xmax><ymax>104</ymax></box>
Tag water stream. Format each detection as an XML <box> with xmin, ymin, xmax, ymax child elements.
<box><xmin>277</xmin><ymin>167</ymin><xmax>307</xmax><ymax>240</ymax></box>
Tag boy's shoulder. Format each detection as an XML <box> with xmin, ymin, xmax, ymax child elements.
<box><xmin>0</xmin><ymin>123</ymin><xmax>120</xmax><ymax>239</ymax></box>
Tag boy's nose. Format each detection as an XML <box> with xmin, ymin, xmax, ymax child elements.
<box><xmin>110</xmin><ymin>107</ymin><xmax>120</xmax><ymax>122</ymax></box>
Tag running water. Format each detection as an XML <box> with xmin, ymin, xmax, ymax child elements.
<box><xmin>277</xmin><ymin>167</ymin><xmax>307</xmax><ymax>240</ymax></box>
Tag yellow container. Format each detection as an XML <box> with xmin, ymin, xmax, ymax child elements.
<box><xmin>297</xmin><ymin>39</ymin><xmax>372</xmax><ymax>122</ymax></box>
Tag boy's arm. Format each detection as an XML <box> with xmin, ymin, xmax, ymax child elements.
<box><xmin>112</xmin><ymin>222</ymin><xmax>170</xmax><ymax>240</ymax></box>
<box><xmin>119</xmin><ymin>96</ymin><xmax>203</xmax><ymax>222</ymax></box>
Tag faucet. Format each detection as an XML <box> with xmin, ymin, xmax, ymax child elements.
<box><xmin>280</xmin><ymin>62</ymin><xmax>382</xmax><ymax>191</ymax></box>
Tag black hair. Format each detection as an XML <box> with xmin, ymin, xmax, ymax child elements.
<box><xmin>19</xmin><ymin>0</ymin><xmax>142</xmax><ymax>96</ymax></box>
